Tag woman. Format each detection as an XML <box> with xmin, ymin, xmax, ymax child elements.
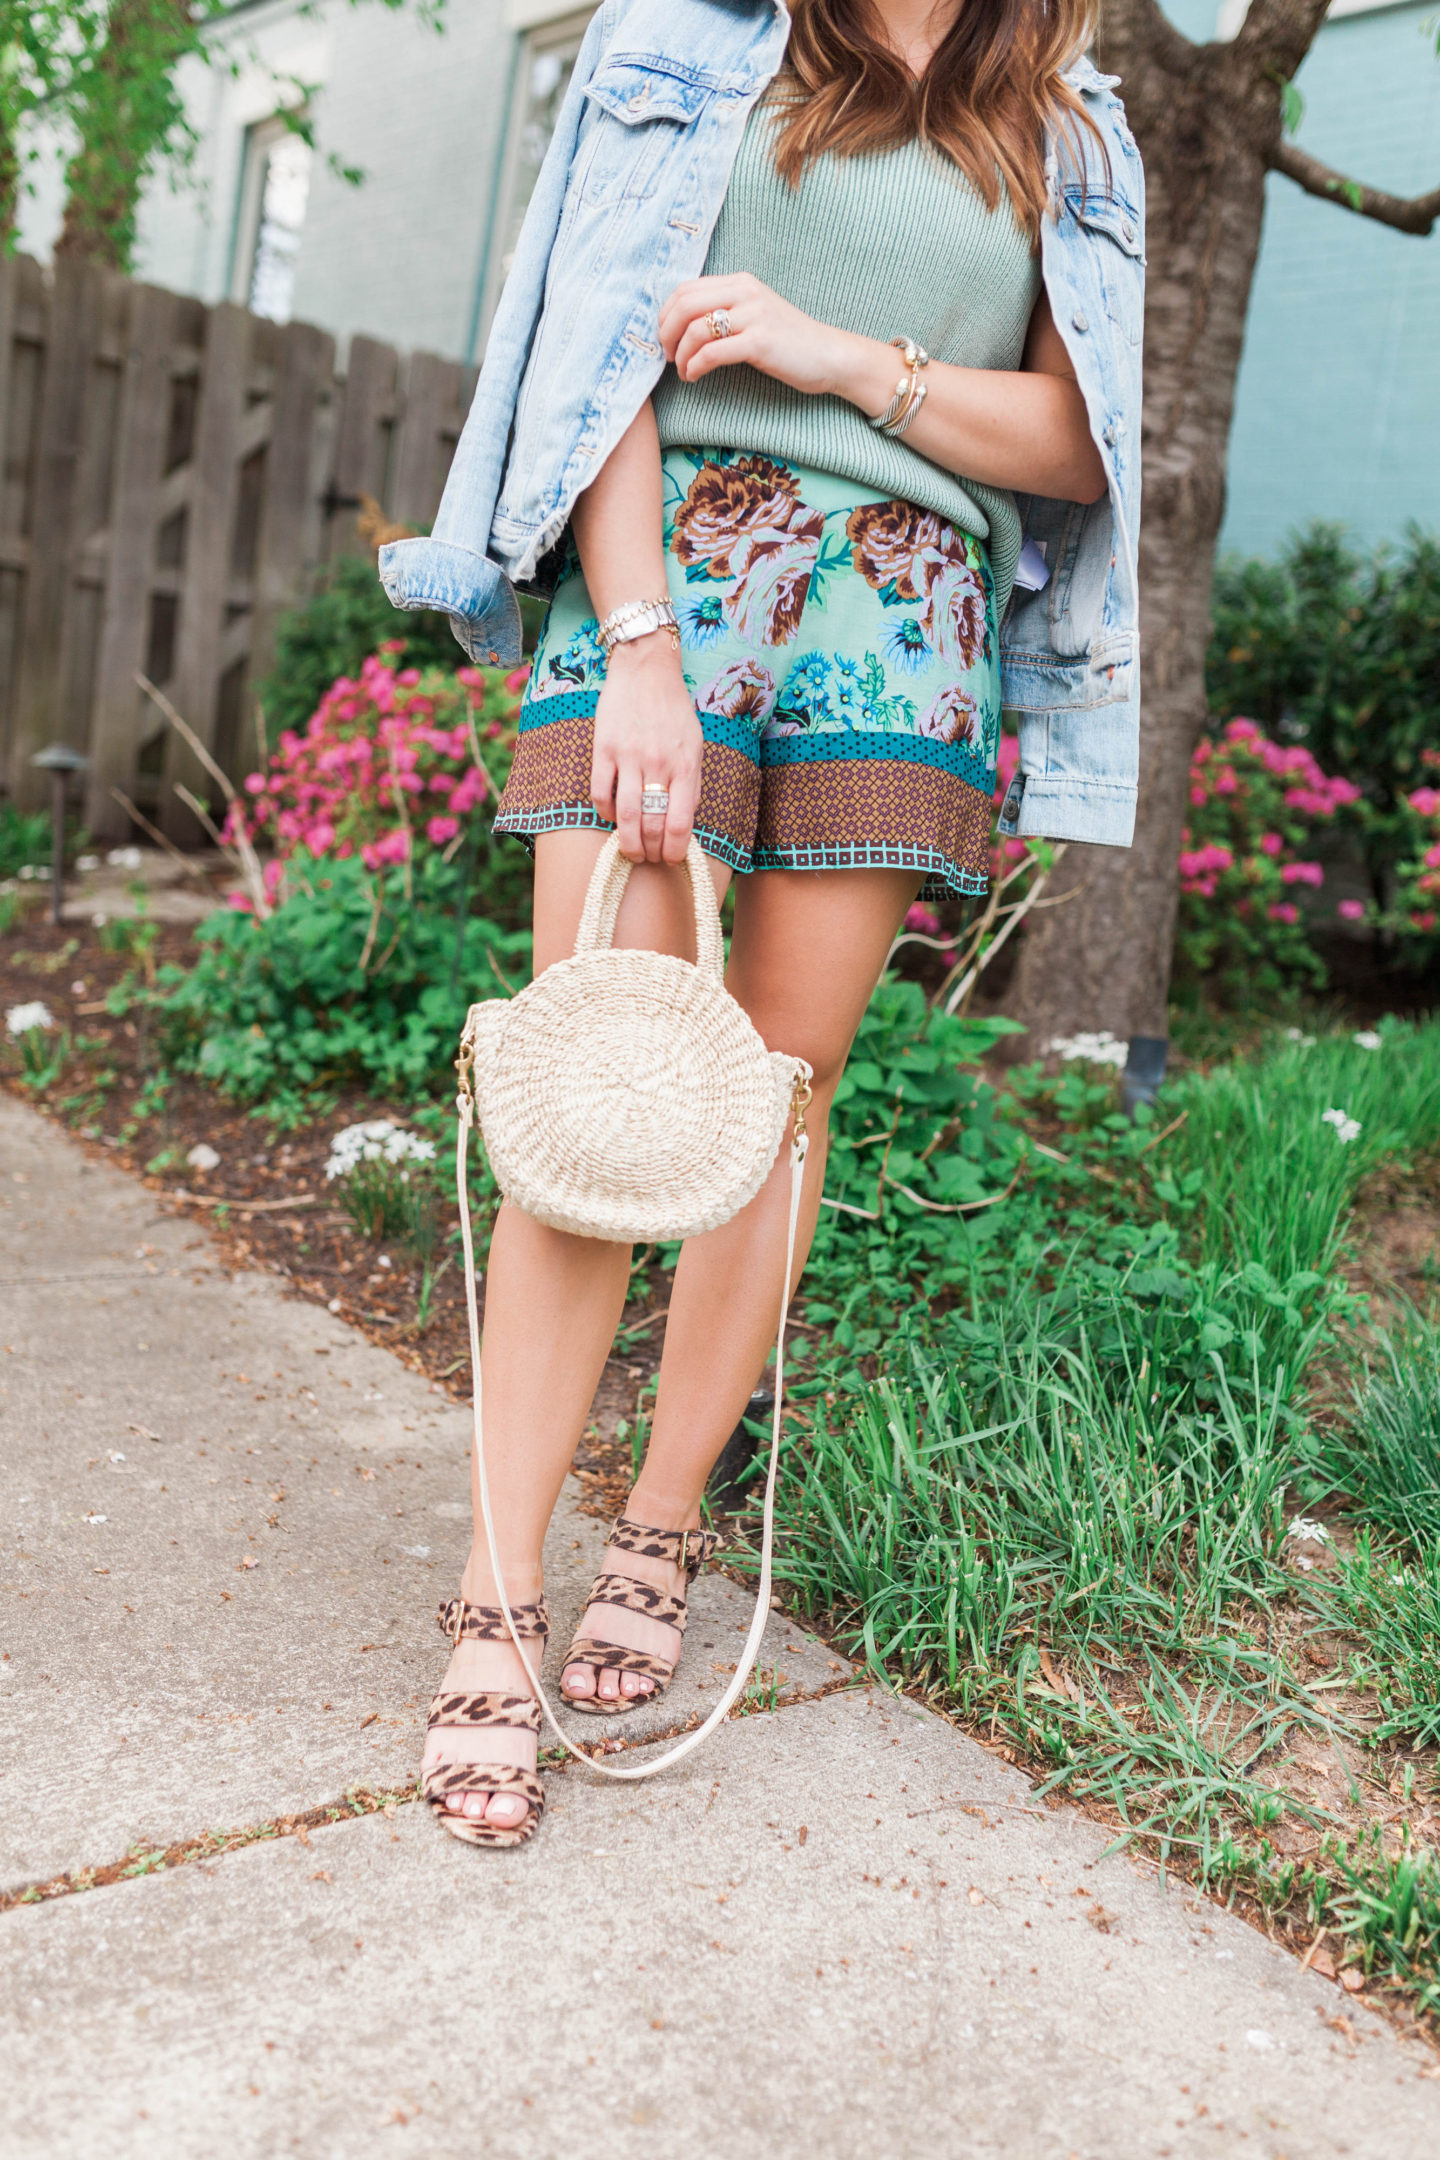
<box><xmin>381</xmin><ymin>0</ymin><xmax>1144</xmax><ymax>1845</ymax></box>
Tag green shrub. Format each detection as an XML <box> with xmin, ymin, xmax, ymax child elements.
<box><xmin>155</xmin><ymin>849</ymin><xmax>531</xmax><ymax>1118</ymax></box>
<box><xmin>1207</xmin><ymin>521</ymin><xmax>1440</xmax><ymax>914</ymax></box>
<box><xmin>0</xmin><ymin>802</ymin><xmax>58</xmax><ymax>880</ymax></box>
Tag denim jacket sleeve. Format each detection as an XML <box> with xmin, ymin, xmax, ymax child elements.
<box><xmin>996</xmin><ymin>59</ymin><xmax>1145</xmax><ymax>851</ymax></box>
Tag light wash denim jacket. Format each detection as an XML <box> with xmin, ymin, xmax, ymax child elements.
<box><xmin>379</xmin><ymin>0</ymin><xmax>1145</xmax><ymax>848</ymax></box>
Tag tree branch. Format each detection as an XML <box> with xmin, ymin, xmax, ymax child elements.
<box><xmin>1232</xmin><ymin>0</ymin><xmax>1331</xmax><ymax>83</ymax></box>
<box><xmin>1094</xmin><ymin>0</ymin><xmax>1198</xmax><ymax>88</ymax></box>
<box><xmin>1270</xmin><ymin>137</ymin><xmax>1440</xmax><ymax>235</ymax></box>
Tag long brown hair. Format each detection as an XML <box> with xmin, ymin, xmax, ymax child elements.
<box><xmin>770</xmin><ymin>0</ymin><xmax>1103</xmax><ymax>240</ymax></box>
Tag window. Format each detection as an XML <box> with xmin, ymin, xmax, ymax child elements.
<box><xmin>231</xmin><ymin>117</ymin><xmax>314</xmax><ymax>323</ymax></box>
<box><xmin>477</xmin><ymin>8</ymin><xmax>594</xmax><ymax>345</ymax></box>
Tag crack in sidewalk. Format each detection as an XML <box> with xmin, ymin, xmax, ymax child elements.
<box><xmin>0</xmin><ymin>1675</ymin><xmax>867</xmax><ymax>1917</ymax></box>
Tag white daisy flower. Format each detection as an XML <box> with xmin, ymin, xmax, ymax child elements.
<box><xmin>6</xmin><ymin>1002</ymin><xmax>55</xmax><ymax>1036</ymax></box>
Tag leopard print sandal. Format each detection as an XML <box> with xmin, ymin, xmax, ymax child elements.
<box><xmin>561</xmin><ymin>1517</ymin><xmax>722</xmax><ymax>1716</ymax></box>
<box><xmin>421</xmin><ymin>1595</ymin><xmax>550</xmax><ymax>1847</ymax></box>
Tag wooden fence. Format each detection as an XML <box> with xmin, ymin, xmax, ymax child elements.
<box><xmin>0</xmin><ymin>253</ymin><xmax>476</xmax><ymax>839</ymax></box>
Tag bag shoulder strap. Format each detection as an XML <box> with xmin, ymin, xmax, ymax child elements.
<box><xmin>453</xmin><ymin>1079</ymin><xmax>809</xmax><ymax>1781</ymax></box>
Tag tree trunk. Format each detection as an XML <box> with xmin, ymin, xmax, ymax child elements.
<box><xmin>1004</xmin><ymin>0</ymin><xmax>1327</xmax><ymax>1048</ymax></box>
<box><xmin>55</xmin><ymin>0</ymin><xmax>194</xmax><ymax>273</ymax></box>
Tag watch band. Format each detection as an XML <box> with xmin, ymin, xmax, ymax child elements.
<box><xmin>596</xmin><ymin>597</ymin><xmax>680</xmax><ymax>656</ymax></box>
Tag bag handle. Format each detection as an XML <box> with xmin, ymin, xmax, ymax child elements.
<box><xmin>453</xmin><ymin>1058</ymin><xmax>811</xmax><ymax>1783</ymax></box>
<box><xmin>573</xmin><ymin>833</ymin><xmax>725</xmax><ymax>985</ymax></box>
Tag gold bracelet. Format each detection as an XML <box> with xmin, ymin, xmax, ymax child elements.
<box><xmin>886</xmin><ymin>378</ymin><xmax>928</xmax><ymax>438</ymax></box>
<box><xmin>869</xmin><ymin>336</ymin><xmax>929</xmax><ymax>434</ymax></box>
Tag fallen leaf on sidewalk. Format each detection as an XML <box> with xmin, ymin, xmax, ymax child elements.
<box><xmin>360</xmin><ymin>1712</ymin><xmax>379</xmax><ymax>1729</ymax></box>
<box><xmin>1339</xmin><ymin>1969</ymin><xmax>1365</xmax><ymax>1994</ymax></box>
<box><xmin>1086</xmin><ymin>1905</ymin><xmax>1119</xmax><ymax>1933</ymax></box>
<box><xmin>311</xmin><ymin>1869</ymin><xmax>331</xmax><ymax>1884</ymax></box>
<box><xmin>968</xmin><ymin>1887</ymin><xmax>985</xmax><ymax>1905</ymax></box>
<box><xmin>128</xmin><ymin>1423</ymin><xmax>162</xmax><ymax>1443</ymax></box>
<box><xmin>238</xmin><ymin>1555</ymin><xmax>259</xmax><ymax>1571</ymax></box>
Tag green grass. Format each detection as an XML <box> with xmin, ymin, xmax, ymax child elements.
<box><xmin>738</xmin><ymin>1014</ymin><xmax>1440</xmax><ymax>2016</ymax></box>
<box><xmin>1309</xmin><ymin>1312</ymin><xmax>1440</xmax><ymax>1547</ymax></box>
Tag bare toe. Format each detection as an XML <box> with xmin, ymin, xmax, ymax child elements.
<box><xmin>563</xmin><ymin>1663</ymin><xmax>595</xmax><ymax>1698</ymax></box>
<box><xmin>486</xmin><ymin>1794</ymin><xmax>527</xmax><ymax>1827</ymax></box>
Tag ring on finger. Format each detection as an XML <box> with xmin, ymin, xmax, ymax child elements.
<box><xmin>640</xmin><ymin>786</ymin><xmax>671</xmax><ymax>817</ymax></box>
<box><xmin>704</xmin><ymin>308</ymin><xmax>734</xmax><ymax>340</ymax></box>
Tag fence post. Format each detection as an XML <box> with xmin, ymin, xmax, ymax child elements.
<box><xmin>84</xmin><ymin>281</ymin><xmax>178</xmax><ymax>838</ymax></box>
<box><xmin>8</xmin><ymin>260</ymin><xmax>103</xmax><ymax>810</ymax></box>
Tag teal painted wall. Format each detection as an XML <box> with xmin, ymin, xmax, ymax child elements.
<box><xmin>1155</xmin><ymin>2</ymin><xmax>1440</xmax><ymax>560</ymax></box>
<box><xmin>1221</xmin><ymin>4</ymin><xmax>1440</xmax><ymax>557</ymax></box>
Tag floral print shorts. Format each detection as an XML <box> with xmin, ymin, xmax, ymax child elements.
<box><xmin>494</xmin><ymin>447</ymin><xmax>1002</xmax><ymax>898</ymax></box>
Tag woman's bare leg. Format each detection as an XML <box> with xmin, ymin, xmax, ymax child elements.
<box><xmin>562</xmin><ymin>864</ymin><xmax>919</xmax><ymax>1703</ymax></box>
<box><xmin>424</xmin><ymin>827</ymin><xmax>731</xmax><ymax>1825</ymax></box>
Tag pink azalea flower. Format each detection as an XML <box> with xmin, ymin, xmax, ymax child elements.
<box><xmin>303</xmin><ymin>822</ymin><xmax>335</xmax><ymax>855</ymax></box>
<box><xmin>1426</xmin><ymin>844</ymin><xmax>1440</xmax><ymax>871</ymax></box>
<box><xmin>905</xmin><ymin>905</ymin><xmax>942</xmax><ymax>937</ymax></box>
<box><xmin>1213</xmin><ymin>767</ymin><xmax>1238</xmax><ymax>796</ymax></box>
<box><xmin>1190</xmin><ymin>786</ymin><xmax>1208</xmax><ymax>807</ymax></box>
<box><xmin>426</xmin><ymin>815</ymin><xmax>461</xmax><ymax>846</ymax></box>
<box><xmin>1411</xmin><ymin>911</ymin><xmax>1438</xmax><ymax>932</ymax></box>
<box><xmin>1267</xmin><ymin>903</ymin><xmax>1299</xmax><ymax>925</ymax></box>
<box><xmin>1407</xmin><ymin>788</ymin><xmax>1440</xmax><ymax>818</ymax></box>
<box><xmin>1337</xmin><ymin>899</ymin><xmax>1365</xmax><ymax>921</ymax></box>
<box><xmin>1259</xmin><ymin>832</ymin><xmax>1283</xmax><ymax>857</ymax></box>
<box><xmin>1280</xmin><ymin>861</ymin><xmax>1323</xmax><ymax>888</ymax></box>
<box><xmin>1178</xmin><ymin>844</ymin><xmax>1233</xmax><ymax>879</ymax></box>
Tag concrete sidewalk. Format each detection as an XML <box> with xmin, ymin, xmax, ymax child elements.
<box><xmin>3</xmin><ymin>1092</ymin><xmax>1438</xmax><ymax>2158</ymax></box>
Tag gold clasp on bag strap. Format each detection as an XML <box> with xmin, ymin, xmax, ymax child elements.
<box><xmin>790</xmin><ymin>1069</ymin><xmax>812</xmax><ymax>1154</ymax></box>
<box><xmin>455</xmin><ymin>1032</ymin><xmax>476</xmax><ymax>1123</ymax></box>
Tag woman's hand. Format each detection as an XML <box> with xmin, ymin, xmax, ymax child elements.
<box><xmin>660</xmin><ymin>272</ymin><xmax>867</xmax><ymax>398</ymax></box>
<box><xmin>658</xmin><ymin>275</ymin><xmax>1106</xmax><ymax>504</ymax></box>
<box><xmin>589</xmin><ymin>634</ymin><xmax>703</xmax><ymax>867</ymax></box>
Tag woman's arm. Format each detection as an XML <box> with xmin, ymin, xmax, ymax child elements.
<box><xmin>569</xmin><ymin>400</ymin><xmax>702</xmax><ymax>866</ymax></box>
<box><xmin>658</xmin><ymin>277</ymin><xmax>1106</xmax><ymax>505</ymax></box>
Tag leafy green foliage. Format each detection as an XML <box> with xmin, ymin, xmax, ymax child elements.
<box><xmin>153</xmin><ymin>850</ymin><xmax>530</xmax><ymax>1120</ymax></box>
<box><xmin>1207</xmin><ymin>523</ymin><xmax>1440</xmax><ymax>910</ymax></box>
<box><xmin>2</xmin><ymin>0</ymin><xmax>443</xmax><ymax>268</ymax></box>
<box><xmin>0</xmin><ymin>802</ymin><xmax>53</xmax><ymax>879</ymax></box>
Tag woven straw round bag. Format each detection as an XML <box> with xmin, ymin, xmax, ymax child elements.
<box><xmin>458</xmin><ymin>834</ymin><xmax>811</xmax><ymax>1244</ymax></box>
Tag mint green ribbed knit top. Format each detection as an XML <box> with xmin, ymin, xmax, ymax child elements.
<box><xmin>652</xmin><ymin>102</ymin><xmax>1042</xmax><ymax>614</ymax></box>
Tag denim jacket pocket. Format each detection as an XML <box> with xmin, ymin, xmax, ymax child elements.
<box><xmin>579</xmin><ymin>59</ymin><xmax>717</xmax><ymax>205</ymax></box>
<box><xmin>1066</xmin><ymin>189</ymin><xmax>1145</xmax><ymax>346</ymax></box>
